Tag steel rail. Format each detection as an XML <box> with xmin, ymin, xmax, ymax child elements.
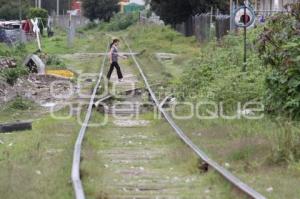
<box><xmin>71</xmin><ymin>43</ymin><xmax>109</xmax><ymax>199</ymax></box>
<box><xmin>123</xmin><ymin>38</ymin><xmax>266</xmax><ymax>199</ymax></box>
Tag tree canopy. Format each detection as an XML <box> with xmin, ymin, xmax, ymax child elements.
<box><xmin>82</xmin><ymin>0</ymin><xmax>119</xmax><ymax>22</ymax></box>
<box><xmin>0</xmin><ymin>0</ymin><xmax>31</xmax><ymax>20</ymax></box>
<box><xmin>151</xmin><ymin>0</ymin><xmax>229</xmax><ymax>25</ymax></box>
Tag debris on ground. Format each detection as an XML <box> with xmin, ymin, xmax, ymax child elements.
<box><xmin>0</xmin><ymin>57</ymin><xmax>17</xmax><ymax>70</ymax></box>
<box><xmin>0</xmin><ymin>74</ymin><xmax>76</xmax><ymax>108</ymax></box>
<box><xmin>0</xmin><ymin>120</ymin><xmax>32</xmax><ymax>133</ymax></box>
<box><xmin>113</xmin><ymin>120</ymin><xmax>150</xmax><ymax>127</ymax></box>
<box><xmin>35</xmin><ymin>170</ymin><xmax>42</xmax><ymax>175</ymax></box>
<box><xmin>266</xmin><ymin>187</ymin><xmax>274</xmax><ymax>193</ymax></box>
<box><xmin>46</xmin><ymin>69</ymin><xmax>75</xmax><ymax>79</ymax></box>
<box><xmin>155</xmin><ymin>53</ymin><xmax>177</xmax><ymax>61</ymax></box>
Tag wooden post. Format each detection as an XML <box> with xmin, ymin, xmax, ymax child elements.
<box><xmin>230</xmin><ymin>0</ymin><xmax>233</xmax><ymax>30</ymax></box>
<box><xmin>0</xmin><ymin>121</ymin><xmax>32</xmax><ymax>133</ymax></box>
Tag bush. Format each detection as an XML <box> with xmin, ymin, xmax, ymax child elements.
<box><xmin>175</xmin><ymin>31</ymin><xmax>265</xmax><ymax>112</ymax></box>
<box><xmin>83</xmin><ymin>22</ymin><xmax>98</xmax><ymax>30</ymax></box>
<box><xmin>99</xmin><ymin>13</ymin><xmax>139</xmax><ymax>31</ymax></box>
<box><xmin>271</xmin><ymin>122</ymin><xmax>300</xmax><ymax>164</ymax></box>
<box><xmin>258</xmin><ymin>5</ymin><xmax>300</xmax><ymax>118</ymax></box>
<box><xmin>28</xmin><ymin>8</ymin><xmax>48</xmax><ymax>35</ymax></box>
<box><xmin>9</xmin><ymin>96</ymin><xmax>31</xmax><ymax>110</ymax></box>
<box><xmin>46</xmin><ymin>55</ymin><xmax>66</xmax><ymax>69</ymax></box>
<box><xmin>1</xmin><ymin>66</ymin><xmax>29</xmax><ymax>86</ymax></box>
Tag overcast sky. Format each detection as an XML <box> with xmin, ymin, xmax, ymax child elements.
<box><xmin>130</xmin><ymin>0</ymin><xmax>145</xmax><ymax>5</ymax></box>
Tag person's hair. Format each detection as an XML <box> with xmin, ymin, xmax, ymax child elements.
<box><xmin>110</xmin><ymin>39</ymin><xmax>120</xmax><ymax>49</ymax></box>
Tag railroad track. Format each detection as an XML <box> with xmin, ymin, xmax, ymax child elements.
<box><xmin>71</xmin><ymin>38</ymin><xmax>266</xmax><ymax>199</ymax></box>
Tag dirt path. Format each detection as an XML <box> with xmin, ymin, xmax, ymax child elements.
<box><xmin>82</xmin><ymin>60</ymin><xmax>234</xmax><ymax>199</ymax></box>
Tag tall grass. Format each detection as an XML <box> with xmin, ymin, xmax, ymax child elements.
<box><xmin>271</xmin><ymin>122</ymin><xmax>300</xmax><ymax>164</ymax></box>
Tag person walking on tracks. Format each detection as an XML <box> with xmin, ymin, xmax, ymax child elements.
<box><xmin>107</xmin><ymin>39</ymin><xmax>127</xmax><ymax>82</ymax></box>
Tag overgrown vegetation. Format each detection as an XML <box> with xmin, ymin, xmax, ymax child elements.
<box><xmin>0</xmin><ymin>0</ymin><xmax>31</xmax><ymax>20</ymax></box>
<box><xmin>82</xmin><ymin>0</ymin><xmax>119</xmax><ymax>22</ymax></box>
<box><xmin>28</xmin><ymin>8</ymin><xmax>48</xmax><ymax>36</ymax></box>
<box><xmin>98</xmin><ymin>13</ymin><xmax>139</xmax><ymax>31</ymax></box>
<box><xmin>8</xmin><ymin>96</ymin><xmax>32</xmax><ymax>110</ymax></box>
<box><xmin>0</xmin><ymin>43</ymin><xmax>29</xmax><ymax>85</ymax></box>
<box><xmin>258</xmin><ymin>3</ymin><xmax>300</xmax><ymax>118</ymax></box>
<box><xmin>174</xmin><ymin>29</ymin><xmax>265</xmax><ymax>112</ymax></box>
<box><xmin>1</xmin><ymin>66</ymin><xmax>29</xmax><ymax>85</ymax></box>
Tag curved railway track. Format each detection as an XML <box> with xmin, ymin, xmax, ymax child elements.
<box><xmin>71</xmin><ymin>38</ymin><xmax>266</xmax><ymax>199</ymax></box>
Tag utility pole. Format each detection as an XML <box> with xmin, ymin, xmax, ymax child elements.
<box><xmin>38</xmin><ymin>0</ymin><xmax>41</xmax><ymax>8</ymax></box>
<box><xmin>19</xmin><ymin>0</ymin><xmax>22</xmax><ymax>43</ymax></box>
<box><xmin>230</xmin><ymin>0</ymin><xmax>233</xmax><ymax>30</ymax></box>
<box><xmin>19</xmin><ymin>0</ymin><xmax>22</xmax><ymax>21</ymax></box>
<box><xmin>57</xmin><ymin>0</ymin><xmax>60</xmax><ymax>16</ymax></box>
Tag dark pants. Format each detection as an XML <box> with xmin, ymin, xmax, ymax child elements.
<box><xmin>107</xmin><ymin>62</ymin><xmax>123</xmax><ymax>80</ymax></box>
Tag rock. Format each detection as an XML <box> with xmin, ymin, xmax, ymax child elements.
<box><xmin>35</xmin><ymin>170</ymin><xmax>42</xmax><ymax>175</ymax></box>
<box><xmin>0</xmin><ymin>58</ymin><xmax>17</xmax><ymax>70</ymax></box>
<box><xmin>205</xmin><ymin>188</ymin><xmax>211</xmax><ymax>194</ymax></box>
<box><xmin>266</xmin><ymin>187</ymin><xmax>273</xmax><ymax>192</ymax></box>
<box><xmin>224</xmin><ymin>162</ymin><xmax>230</xmax><ymax>168</ymax></box>
<box><xmin>238</xmin><ymin>109</ymin><xmax>255</xmax><ymax>116</ymax></box>
<box><xmin>23</xmin><ymin>54</ymin><xmax>45</xmax><ymax>74</ymax></box>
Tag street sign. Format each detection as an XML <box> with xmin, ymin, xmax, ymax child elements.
<box><xmin>234</xmin><ymin>6</ymin><xmax>255</xmax><ymax>28</ymax></box>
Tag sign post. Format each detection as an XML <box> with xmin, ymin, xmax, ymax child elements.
<box><xmin>233</xmin><ymin>2</ymin><xmax>255</xmax><ymax>71</ymax></box>
<box><xmin>31</xmin><ymin>18</ymin><xmax>42</xmax><ymax>51</ymax></box>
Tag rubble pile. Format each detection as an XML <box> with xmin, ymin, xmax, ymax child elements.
<box><xmin>0</xmin><ymin>74</ymin><xmax>76</xmax><ymax>107</ymax></box>
<box><xmin>0</xmin><ymin>57</ymin><xmax>17</xmax><ymax>70</ymax></box>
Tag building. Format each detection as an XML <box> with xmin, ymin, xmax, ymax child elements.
<box><xmin>124</xmin><ymin>3</ymin><xmax>145</xmax><ymax>13</ymax></box>
<box><xmin>71</xmin><ymin>0</ymin><xmax>82</xmax><ymax>15</ymax></box>
<box><xmin>119</xmin><ymin>0</ymin><xmax>130</xmax><ymax>13</ymax></box>
<box><xmin>255</xmin><ymin>0</ymin><xmax>298</xmax><ymax>11</ymax></box>
<box><xmin>119</xmin><ymin>0</ymin><xmax>145</xmax><ymax>13</ymax></box>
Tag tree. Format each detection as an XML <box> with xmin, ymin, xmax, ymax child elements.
<box><xmin>82</xmin><ymin>0</ymin><xmax>119</xmax><ymax>22</ymax></box>
<box><xmin>28</xmin><ymin>8</ymin><xmax>48</xmax><ymax>35</ymax></box>
<box><xmin>26</xmin><ymin>0</ymin><xmax>71</xmax><ymax>15</ymax></box>
<box><xmin>0</xmin><ymin>0</ymin><xmax>31</xmax><ymax>20</ymax></box>
<box><xmin>151</xmin><ymin>0</ymin><xmax>229</xmax><ymax>25</ymax></box>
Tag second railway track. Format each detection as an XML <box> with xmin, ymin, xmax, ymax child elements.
<box><xmin>71</xmin><ymin>38</ymin><xmax>266</xmax><ymax>199</ymax></box>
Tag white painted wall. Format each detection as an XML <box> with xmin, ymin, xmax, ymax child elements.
<box><xmin>130</xmin><ymin>0</ymin><xmax>145</xmax><ymax>5</ymax></box>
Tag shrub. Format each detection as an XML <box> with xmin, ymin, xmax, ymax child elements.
<box><xmin>28</xmin><ymin>8</ymin><xmax>48</xmax><ymax>35</ymax></box>
<box><xmin>270</xmin><ymin>122</ymin><xmax>300</xmax><ymax>164</ymax></box>
<box><xmin>99</xmin><ymin>13</ymin><xmax>139</xmax><ymax>31</ymax></box>
<box><xmin>9</xmin><ymin>96</ymin><xmax>31</xmax><ymax>110</ymax></box>
<box><xmin>46</xmin><ymin>55</ymin><xmax>66</xmax><ymax>69</ymax></box>
<box><xmin>258</xmin><ymin>6</ymin><xmax>300</xmax><ymax>118</ymax></box>
<box><xmin>83</xmin><ymin>22</ymin><xmax>98</xmax><ymax>30</ymax></box>
<box><xmin>1</xmin><ymin>66</ymin><xmax>29</xmax><ymax>86</ymax></box>
<box><xmin>175</xmin><ymin>31</ymin><xmax>265</xmax><ymax>112</ymax></box>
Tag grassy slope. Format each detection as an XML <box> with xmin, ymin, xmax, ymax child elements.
<box><xmin>0</xmin><ymin>28</ymin><xmax>108</xmax><ymax>199</ymax></box>
<box><xmin>123</xmin><ymin>24</ymin><xmax>300</xmax><ymax>199</ymax></box>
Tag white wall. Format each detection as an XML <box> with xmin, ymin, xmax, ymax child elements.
<box><xmin>130</xmin><ymin>0</ymin><xmax>145</xmax><ymax>5</ymax></box>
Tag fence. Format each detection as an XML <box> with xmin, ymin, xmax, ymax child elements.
<box><xmin>174</xmin><ymin>13</ymin><xmax>231</xmax><ymax>42</ymax></box>
<box><xmin>53</xmin><ymin>15</ymin><xmax>89</xmax><ymax>29</ymax></box>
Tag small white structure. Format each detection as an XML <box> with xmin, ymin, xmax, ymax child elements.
<box><xmin>255</xmin><ymin>0</ymin><xmax>297</xmax><ymax>12</ymax></box>
<box><xmin>23</xmin><ymin>54</ymin><xmax>46</xmax><ymax>74</ymax></box>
